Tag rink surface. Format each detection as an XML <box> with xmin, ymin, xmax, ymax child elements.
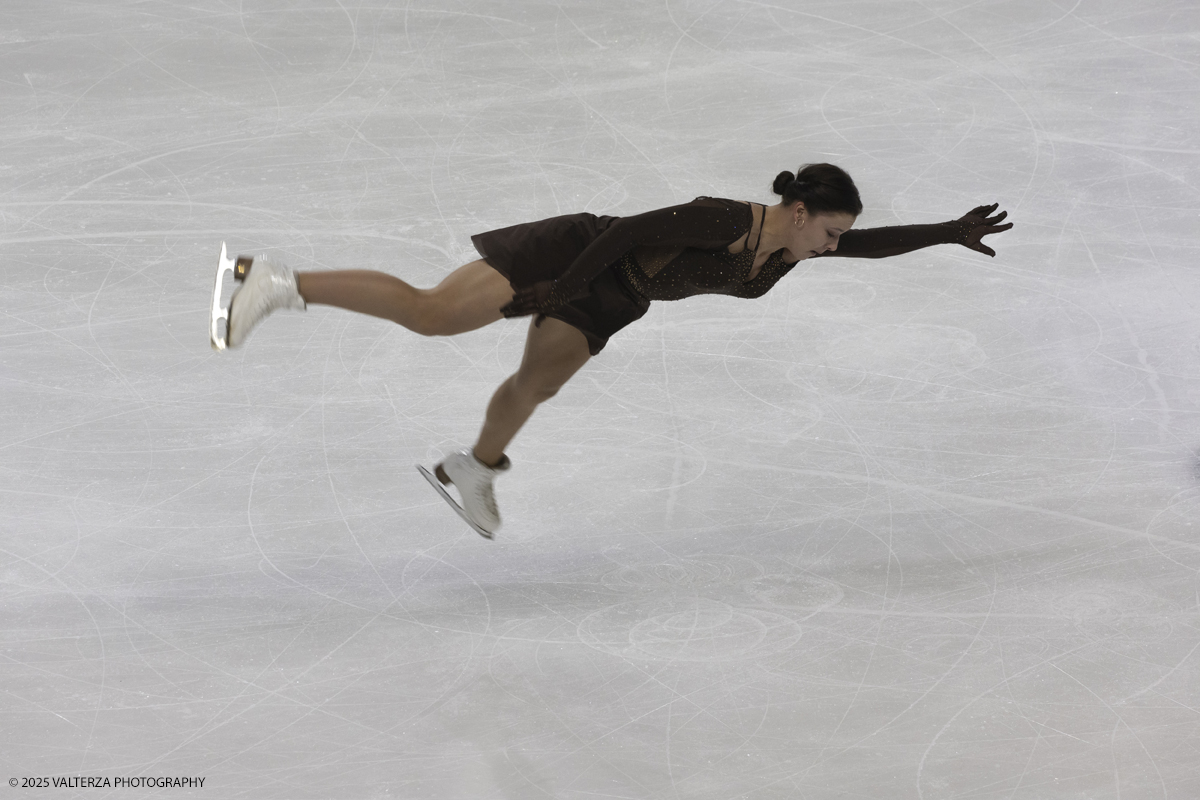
<box><xmin>3</xmin><ymin>1</ymin><xmax>1199</xmax><ymax>797</ymax></box>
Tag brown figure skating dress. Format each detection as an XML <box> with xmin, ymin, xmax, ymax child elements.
<box><xmin>472</xmin><ymin>197</ymin><xmax>974</xmax><ymax>355</ymax></box>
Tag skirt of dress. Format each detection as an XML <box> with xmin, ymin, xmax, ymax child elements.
<box><xmin>471</xmin><ymin>212</ymin><xmax>650</xmax><ymax>356</ymax></box>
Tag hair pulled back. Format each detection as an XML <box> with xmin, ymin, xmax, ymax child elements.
<box><xmin>772</xmin><ymin>163</ymin><xmax>862</xmax><ymax>217</ymax></box>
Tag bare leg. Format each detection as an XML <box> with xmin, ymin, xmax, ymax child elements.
<box><xmin>473</xmin><ymin>316</ymin><xmax>591</xmax><ymax>466</ymax></box>
<box><xmin>295</xmin><ymin>260</ymin><xmax>592</xmax><ymax>465</ymax></box>
<box><xmin>295</xmin><ymin>259</ymin><xmax>513</xmax><ymax>337</ymax></box>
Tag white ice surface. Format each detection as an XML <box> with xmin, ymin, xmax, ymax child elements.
<box><xmin>3</xmin><ymin>1</ymin><xmax>1200</xmax><ymax>797</ymax></box>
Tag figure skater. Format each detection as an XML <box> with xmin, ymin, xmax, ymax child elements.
<box><xmin>216</xmin><ymin>163</ymin><xmax>1012</xmax><ymax>537</ymax></box>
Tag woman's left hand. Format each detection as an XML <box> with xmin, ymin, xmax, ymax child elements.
<box><xmin>500</xmin><ymin>280</ymin><xmax>556</xmax><ymax>326</ymax></box>
<box><xmin>954</xmin><ymin>203</ymin><xmax>1013</xmax><ymax>257</ymax></box>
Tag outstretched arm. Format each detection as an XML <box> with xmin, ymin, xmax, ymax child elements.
<box><xmin>820</xmin><ymin>203</ymin><xmax>1013</xmax><ymax>260</ymax></box>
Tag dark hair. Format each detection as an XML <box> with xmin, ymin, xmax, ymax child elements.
<box><xmin>772</xmin><ymin>163</ymin><xmax>862</xmax><ymax>217</ymax></box>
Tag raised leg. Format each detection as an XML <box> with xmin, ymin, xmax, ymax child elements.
<box><xmin>472</xmin><ymin>316</ymin><xmax>592</xmax><ymax>466</ymax></box>
<box><xmin>295</xmin><ymin>259</ymin><xmax>513</xmax><ymax>337</ymax></box>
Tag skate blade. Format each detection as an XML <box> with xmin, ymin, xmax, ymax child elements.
<box><xmin>210</xmin><ymin>242</ymin><xmax>236</xmax><ymax>351</ymax></box>
<box><xmin>209</xmin><ymin>242</ymin><xmax>254</xmax><ymax>351</ymax></box>
<box><xmin>416</xmin><ymin>465</ymin><xmax>495</xmax><ymax>540</ymax></box>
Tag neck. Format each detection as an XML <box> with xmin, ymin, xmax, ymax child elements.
<box><xmin>757</xmin><ymin>203</ymin><xmax>793</xmax><ymax>255</ymax></box>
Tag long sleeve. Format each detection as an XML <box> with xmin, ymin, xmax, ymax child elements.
<box><xmin>547</xmin><ymin>198</ymin><xmax>751</xmax><ymax>305</ymax></box>
<box><xmin>817</xmin><ymin>219</ymin><xmax>971</xmax><ymax>260</ymax></box>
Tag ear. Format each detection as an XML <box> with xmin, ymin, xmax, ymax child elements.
<box><xmin>793</xmin><ymin>201</ymin><xmax>808</xmax><ymax>227</ymax></box>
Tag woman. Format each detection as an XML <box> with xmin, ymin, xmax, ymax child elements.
<box><xmin>222</xmin><ymin>163</ymin><xmax>1012</xmax><ymax>537</ymax></box>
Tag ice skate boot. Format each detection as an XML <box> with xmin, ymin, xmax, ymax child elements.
<box><xmin>209</xmin><ymin>243</ymin><xmax>305</xmax><ymax>350</ymax></box>
<box><xmin>416</xmin><ymin>449</ymin><xmax>511</xmax><ymax>539</ymax></box>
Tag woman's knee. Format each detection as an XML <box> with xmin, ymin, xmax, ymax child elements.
<box><xmin>411</xmin><ymin>287</ymin><xmax>486</xmax><ymax>336</ymax></box>
<box><xmin>416</xmin><ymin>261</ymin><xmax>510</xmax><ymax>336</ymax></box>
<box><xmin>512</xmin><ymin>334</ymin><xmax>590</xmax><ymax>403</ymax></box>
<box><xmin>511</xmin><ymin>372</ymin><xmax>563</xmax><ymax>404</ymax></box>
<box><xmin>405</xmin><ymin>288</ymin><xmax>445</xmax><ymax>336</ymax></box>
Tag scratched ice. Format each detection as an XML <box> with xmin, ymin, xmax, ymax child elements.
<box><xmin>2</xmin><ymin>1</ymin><xmax>1199</xmax><ymax>797</ymax></box>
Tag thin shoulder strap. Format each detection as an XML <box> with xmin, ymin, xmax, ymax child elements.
<box><xmin>751</xmin><ymin>204</ymin><xmax>766</xmax><ymax>253</ymax></box>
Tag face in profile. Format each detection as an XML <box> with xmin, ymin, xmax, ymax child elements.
<box><xmin>790</xmin><ymin>206</ymin><xmax>856</xmax><ymax>260</ymax></box>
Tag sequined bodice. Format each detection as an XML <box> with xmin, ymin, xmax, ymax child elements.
<box><xmin>614</xmin><ymin>204</ymin><xmax>797</xmax><ymax>302</ymax></box>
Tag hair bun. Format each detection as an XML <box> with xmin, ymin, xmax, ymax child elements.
<box><xmin>770</xmin><ymin>162</ymin><xmax>862</xmax><ymax>216</ymax></box>
<box><xmin>772</xmin><ymin>170</ymin><xmax>796</xmax><ymax>195</ymax></box>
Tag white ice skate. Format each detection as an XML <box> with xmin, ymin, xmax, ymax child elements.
<box><xmin>417</xmin><ymin>449</ymin><xmax>511</xmax><ymax>539</ymax></box>
<box><xmin>209</xmin><ymin>243</ymin><xmax>305</xmax><ymax>350</ymax></box>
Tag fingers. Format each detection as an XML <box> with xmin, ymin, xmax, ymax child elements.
<box><xmin>501</xmin><ymin>286</ymin><xmax>553</xmax><ymax>318</ymax></box>
<box><xmin>959</xmin><ymin>204</ymin><xmax>1010</xmax><ymax>256</ymax></box>
<box><xmin>500</xmin><ymin>291</ymin><xmax>533</xmax><ymax>318</ymax></box>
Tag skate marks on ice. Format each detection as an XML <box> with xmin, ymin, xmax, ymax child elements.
<box><xmin>1145</xmin><ymin>492</ymin><xmax>1200</xmax><ymax>572</ymax></box>
<box><xmin>578</xmin><ymin>597</ymin><xmax>803</xmax><ymax>663</ymax></box>
<box><xmin>805</xmin><ymin>324</ymin><xmax>987</xmax><ymax>403</ymax></box>
<box><xmin>782</xmin><ymin>274</ymin><xmax>879</xmax><ymax>317</ymax></box>
<box><xmin>577</xmin><ymin>555</ymin><xmax>842</xmax><ymax>663</ymax></box>
<box><xmin>598</xmin><ymin>553</ymin><xmax>845</xmax><ymax>613</ymax></box>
